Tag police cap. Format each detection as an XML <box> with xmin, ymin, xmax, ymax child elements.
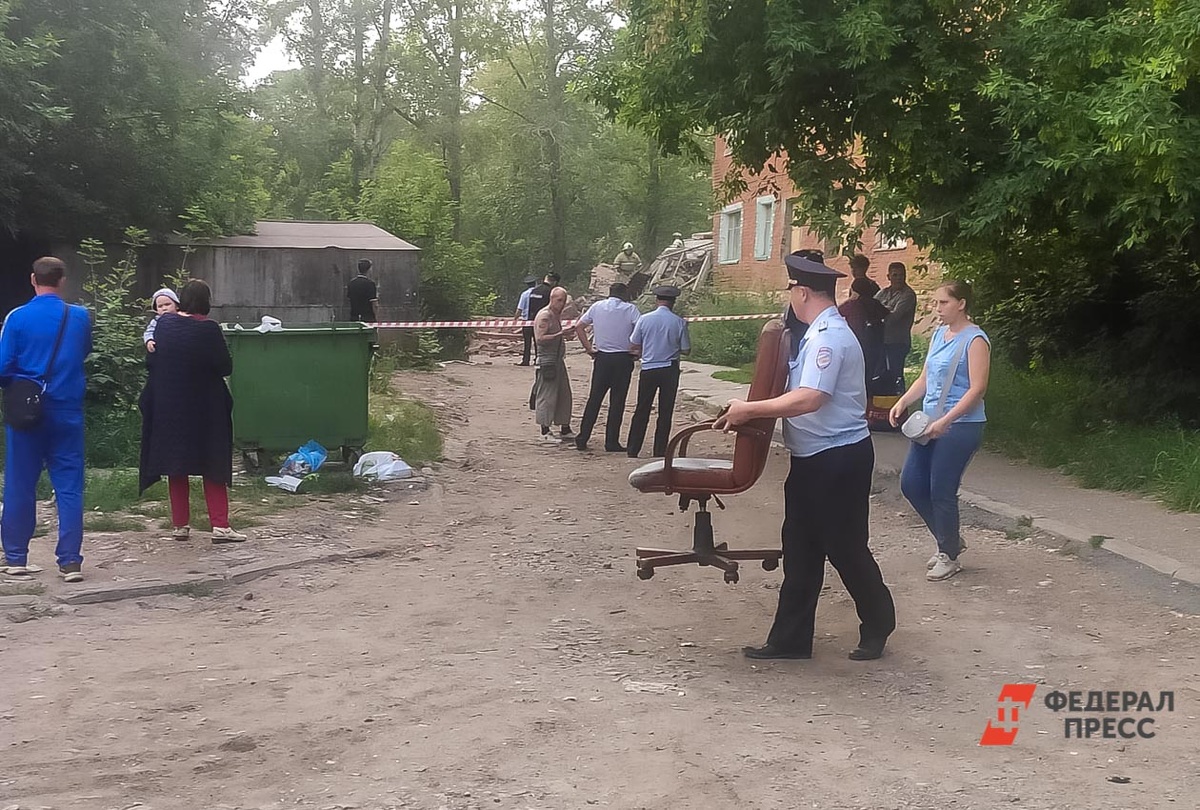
<box><xmin>653</xmin><ymin>284</ymin><xmax>681</xmax><ymax>300</ymax></box>
<box><xmin>784</xmin><ymin>251</ymin><xmax>843</xmax><ymax>295</ymax></box>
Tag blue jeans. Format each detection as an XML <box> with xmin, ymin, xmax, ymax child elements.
<box><xmin>900</xmin><ymin>421</ymin><xmax>984</xmax><ymax>560</ymax></box>
<box><xmin>2</xmin><ymin>410</ymin><xmax>85</xmax><ymax>567</ymax></box>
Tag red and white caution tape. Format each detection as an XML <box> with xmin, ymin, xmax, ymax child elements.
<box><xmin>365</xmin><ymin>313</ymin><xmax>780</xmax><ymax>330</ymax></box>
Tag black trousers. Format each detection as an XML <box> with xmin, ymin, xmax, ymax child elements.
<box><xmin>577</xmin><ymin>352</ymin><xmax>635</xmax><ymax>448</ymax></box>
<box><xmin>626</xmin><ymin>362</ymin><xmax>681</xmax><ymax>457</ymax></box>
<box><xmin>520</xmin><ymin>326</ymin><xmax>535</xmax><ymax>365</ymax></box>
<box><xmin>766</xmin><ymin>438</ymin><xmax>896</xmax><ymax>654</ymax></box>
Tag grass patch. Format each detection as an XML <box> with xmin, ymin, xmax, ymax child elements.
<box><xmin>712</xmin><ymin>364</ymin><xmax>754</xmax><ymax>385</ymax></box>
<box><xmin>166</xmin><ymin>580</ymin><xmax>222</xmax><ymax>598</ymax></box>
<box><xmin>367</xmin><ymin>393</ymin><xmax>442</xmax><ymax>466</ymax></box>
<box><xmin>985</xmin><ymin>356</ymin><xmax>1200</xmax><ymax>512</ymax></box>
<box><xmin>84</xmin><ymin>514</ymin><xmax>147</xmax><ymax>533</ymax></box>
<box><xmin>681</xmin><ymin>291</ymin><xmax>780</xmax><ymax>368</ymax></box>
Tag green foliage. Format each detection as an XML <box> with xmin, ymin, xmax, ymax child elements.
<box><xmin>3</xmin><ymin>0</ymin><xmax>265</xmax><ymax>240</ymax></box>
<box><xmin>604</xmin><ymin>0</ymin><xmax>1200</xmax><ymax>422</ymax></box>
<box><xmin>985</xmin><ymin>356</ymin><xmax>1200</xmax><ymax>512</ymax></box>
<box><xmin>681</xmin><ymin>292</ymin><xmax>780</xmax><ymax>368</ymax></box>
<box><xmin>360</xmin><ymin>140</ymin><xmax>488</xmax><ymax>320</ymax></box>
<box><xmin>80</xmin><ymin>227</ymin><xmax>149</xmax><ymax>414</ymax></box>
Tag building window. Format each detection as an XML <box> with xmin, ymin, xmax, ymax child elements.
<box><xmin>876</xmin><ymin>217</ymin><xmax>909</xmax><ymax>251</ymax></box>
<box><xmin>718</xmin><ymin>203</ymin><xmax>743</xmax><ymax>264</ymax></box>
<box><xmin>753</xmin><ymin>195</ymin><xmax>775</xmax><ymax>261</ymax></box>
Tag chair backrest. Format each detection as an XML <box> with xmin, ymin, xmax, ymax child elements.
<box><xmin>729</xmin><ymin>318</ymin><xmax>789</xmax><ymax>490</ymax></box>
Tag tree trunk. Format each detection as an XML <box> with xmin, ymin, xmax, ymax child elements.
<box><xmin>641</xmin><ymin>139</ymin><xmax>662</xmax><ymax>260</ymax></box>
<box><xmin>445</xmin><ymin>0</ymin><xmax>465</xmax><ymax>240</ymax></box>
<box><xmin>542</xmin><ymin>0</ymin><xmax>568</xmax><ymax>276</ymax></box>
<box><xmin>306</xmin><ymin>0</ymin><xmax>328</xmax><ymax>117</ymax></box>
<box><xmin>351</xmin><ymin>0</ymin><xmax>367</xmax><ymax>188</ymax></box>
<box><xmin>367</xmin><ymin>0</ymin><xmax>394</xmax><ymax>177</ymax></box>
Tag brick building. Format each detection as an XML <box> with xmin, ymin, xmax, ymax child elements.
<box><xmin>710</xmin><ymin>137</ymin><xmax>938</xmax><ymax>304</ymax></box>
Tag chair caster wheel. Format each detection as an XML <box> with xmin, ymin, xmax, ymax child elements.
<box><xmin>636</xmin><ymin>566</ymin><xmax>655</xmax><ymax>580</ymax></box>
<box><xmin>762</xmin><ymin>558</ymin><xmax>779</xmax><ymax>572</ymax></box>
<box><xmin>723</xmin><ymin>570</ymin><xmax>739</xmax><ymax>584</ymax></box>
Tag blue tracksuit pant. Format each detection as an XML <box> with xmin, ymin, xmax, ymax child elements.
<box><xmin>2</xmin><ymin>409</ymin><xmax>85</xmax><ymax>567</ymax></box>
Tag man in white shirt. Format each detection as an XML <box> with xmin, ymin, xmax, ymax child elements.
<box><xmin>574</xmin><ymin>283</ymin><xmax>641</xmax><ymax>452</ymax></box>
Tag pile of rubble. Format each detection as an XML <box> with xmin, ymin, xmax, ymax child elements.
<box><xmin>583</xmin><ymin>232</ymin><xmax>715</xmax><ymax>310</ymax></box>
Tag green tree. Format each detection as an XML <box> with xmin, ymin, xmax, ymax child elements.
<box><xmin>359</xmin><ymin>139</ymin><xmax>487</xmax><ymax>319</ymax></box>
<box><xmin>3</xmin><ymin>0</ymin><xmax>267</xmax><ymax>241</ymax></box>
<box><xmin>604</xmin><ymin>0</ymin><xmax>1200</xmax><ymax>419</ymax></box>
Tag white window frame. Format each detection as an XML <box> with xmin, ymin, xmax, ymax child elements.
<box><xmin>876</xmin><ymin>216</ymin><xmax>909</xmax><ymax>251</ymax></box>
<box><xmin>753</xmin><ymin>195</ymin><xmax>775</xmax><ymax>261</ymax></box>
<box><xmin>718</xmin><ymin>203</ymin><xmax>743</xmax><ymax>264</ymax></box>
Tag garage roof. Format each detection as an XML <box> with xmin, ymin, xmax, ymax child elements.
<box><xmin>200</xmin><ymin>221</ymin><xmax>420</xmax><ymax>251</ymax></box>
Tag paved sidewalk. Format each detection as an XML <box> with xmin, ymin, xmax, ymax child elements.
<box><xmin>677</xmin><ymin>360</ymin><xmax>1200</xmax><ymax>587</ymax></box>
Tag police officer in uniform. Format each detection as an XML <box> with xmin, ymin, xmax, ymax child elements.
<box><xmin>627</xmin><ymin>285</ymin><xmax>691</xmax><ymax>458</ymax></box>
<box><xmin>717</xmin><ymin>253</ymin><xmax>896</xmax><ymax>661</ymax></box>
<box><xmin>514</xmin><ymin>275</ymin><xmax>538</xmax><ymax>366</ymax></box>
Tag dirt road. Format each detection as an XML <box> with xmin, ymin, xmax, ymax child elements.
<box><xmin>2</xmin><ymin>353</ymin><xmax>1198</xmax><ymax>809</ymax></box>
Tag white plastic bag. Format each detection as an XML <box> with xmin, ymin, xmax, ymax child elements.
<box><xmin>254</xmin><ymin>316</ymin><xmax>283</xmax><ymax>333</ymax></box>
<box><xmin>353</xmin><ymin>451</ymin><xmax>413</xmax><ymax>481</ymax></box>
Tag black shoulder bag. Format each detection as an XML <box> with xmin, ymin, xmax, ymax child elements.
<box><xmin>4</xmin><ymin>303</ymin><xmax>70</xmax><ymax>431</ymax></box>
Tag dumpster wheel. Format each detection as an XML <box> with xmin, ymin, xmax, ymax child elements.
<box><xmin>342</xmin><ymin>446</ymin><xmax>364</xmax><ymax>467</ymax></box>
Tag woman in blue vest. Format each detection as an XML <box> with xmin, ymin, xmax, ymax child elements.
<box><xmin>889</xmin><ymin>280</ymin><xmax>991</xmax><ymax>582</ymax></box>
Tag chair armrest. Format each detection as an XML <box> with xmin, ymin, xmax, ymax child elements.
<box><xmin>660</xmin><ymin>420</ymin><xmax>768</xmax><ymax>492</ymax></box>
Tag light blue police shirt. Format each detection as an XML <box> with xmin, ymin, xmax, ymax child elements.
<box><xmin>578</xmin><ymin>296</ymin><xmax>640</xmax><ymax>352</ymax></box>
<box><xmin>517</xmin><ymin>287</ymin><xmax>533</xmax><ymax>319</ymax></box>
<box><xmin>923</xmin><ymin>325</ymin><xmax>989</xmax><ymax>422</ymax></box>
<box><xmin>631</xmin><ymin>305</ymin><xmax>691</xmax><ymax>370</ymax></box>
<box><xmin>782</xmin><ymin>306</ymin><xmax>870</xmax><ymax>458</ymax></box>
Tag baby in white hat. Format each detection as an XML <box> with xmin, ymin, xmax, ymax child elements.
<box><xmin>143</xmin><ymin>287</ymin><xmax>180</xmax><ymax>352</ymax></box>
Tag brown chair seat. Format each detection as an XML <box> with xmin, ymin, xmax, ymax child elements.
<box><xmin>630</xmin><ymin>318</ymin><xmax>790</xmax><ymax>585</ymax></box>
<box><xmin>628</xmin><ymin>457</ymin><xmax>735</xmax><ymax>493</ymax></box>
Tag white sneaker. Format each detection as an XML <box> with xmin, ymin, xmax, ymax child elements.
<box><xmin>172</xmin><ymin>525</ymin><xmax>191</xmax><ymax>541</ymax></box>
<box><xmin>540</xmin><ymin>432</ymin><xmax>560</xmax><ymax>444</ymax></box>
<box><xmin>3</xmin><ymin>564</ymin><xmax>32</xmax><ymax>576</ymax></box>
<box><xmin>927</xmin><ymin>553</ymin><xmax>962</xmax><ymax>581</ymax></box>
<box><xmin>927</xmin><ymin>538</ymin><xmax>968</xmax><ymax>569</ymax></box>
<box><xmin>212</xmin><ymin>526</ymin><xmax>247</xmax><ymax>544</ymax></box>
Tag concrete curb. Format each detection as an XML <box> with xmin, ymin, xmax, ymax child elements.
<box><xmin>685</xmin><ymin>381</ymin><xmax>1200</xmax><ymax>590</ymax></box>
<box><xmin>53</xmin><ymin>546</ymin><xmax>392</xmax><ymax>606</ymax></box>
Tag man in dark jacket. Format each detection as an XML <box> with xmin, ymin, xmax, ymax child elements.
<box><xmin>0</xmin><ymin>257</ymin><xmax>93</xmax><ymax>582</ymax></box>
<box><xmin>348</xmin><ymin>259</ymin><xmax>379</xmax><ymax>322</ymax></box>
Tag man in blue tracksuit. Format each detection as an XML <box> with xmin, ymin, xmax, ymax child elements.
<box><xmin>0</xmin><ymin>257</ymin><xmax>93</xmax><ymax>581</ymax></box>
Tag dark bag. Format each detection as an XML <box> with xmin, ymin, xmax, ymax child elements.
<box><xmin>3</xmin><ymin>303</ymin><xmax>70</xmax><ymax>431</ymax></box>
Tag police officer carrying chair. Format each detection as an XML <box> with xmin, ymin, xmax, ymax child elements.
<box><xmin>627</xmin><ymin>318</ymin><xmax>789</xmax><ymax>583</ymax></box>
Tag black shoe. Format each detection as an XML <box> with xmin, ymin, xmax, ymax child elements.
<box><xmin>742</xmin><ymin>644</ymin><xmax>811</xmax><ymax>660</ymax></box>
<box><xmin>627</xmin><ymin>451</ymin><xmax>639</xmax><ymax>459</ymax></box>
<box><xmin>849</xmin><ymin>637</ymin><xmax>888</xmax><ymax>661</ymax></box>
<box><xmin>605</xmin><ymin>444</ymin><xmax>627</xmax><ymax>453</ymax></box>
<box><xmin>574</xmin><ymin>437</ymin><xmax>588</xmax><ymax>451</ymax></box>
<box><xmin>516</xmin><ymin>361</ymin><xmax>530</xmax><ymax>366</ymax></box>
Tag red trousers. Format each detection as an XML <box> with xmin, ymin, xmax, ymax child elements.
<box><xmin>168</xmin><ymin>476</ymin><xmax>230</xmax><ymax>529</ymax></box>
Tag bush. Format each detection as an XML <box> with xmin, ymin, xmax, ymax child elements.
<box><xmin>680</xmin><ymin>291</ymin><xmax>780</xmax><ymax>367</ymax></box>
<box><xmin>984</xmin><ymin>354</ymin><xmax>1200</xmax><ymax>511</ymax></box>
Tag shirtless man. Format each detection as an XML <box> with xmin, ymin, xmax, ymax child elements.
<box><xmin>530</xmin><ymin>287</ymin><xmax>576</xmax><ymax>443</ymax></box>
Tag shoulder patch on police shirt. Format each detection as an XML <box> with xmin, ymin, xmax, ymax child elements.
<box><xmin>815</xmin><ymin>346</ymin><xmax>833</xmax><ymax>369</ymax></box>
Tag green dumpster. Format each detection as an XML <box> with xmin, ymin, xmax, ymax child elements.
<box><xmin>222</xmin><ymin>322</ymin><xmax>376</xmax><ymax>469</ymax></box>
